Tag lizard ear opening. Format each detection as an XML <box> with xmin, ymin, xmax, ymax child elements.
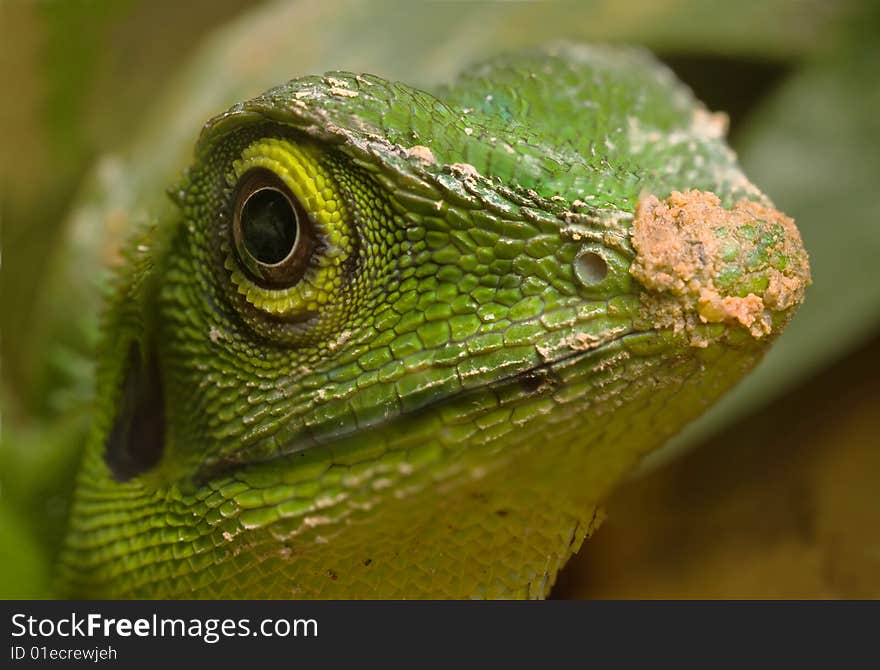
<box><xmin>105</xmin><ymin>341</ymin><xmax>166</xmax><ymax>482</ymax></box>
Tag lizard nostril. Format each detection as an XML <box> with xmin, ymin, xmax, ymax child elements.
<box><xmin>574</xmin><ymin>250</ymin><xmax>608</xmax><ymax>287</ymax></box>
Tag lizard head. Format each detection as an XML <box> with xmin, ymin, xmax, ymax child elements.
<box><xmin>65</xmin><ymin>44</ymin><xmax>809</xmax><ymax>597</ymax></box>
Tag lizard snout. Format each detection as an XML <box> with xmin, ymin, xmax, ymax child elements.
<box><xmin>628</xmin><ymin>189</ymin><xmax>811</xmax><ymax>344</ymax></box>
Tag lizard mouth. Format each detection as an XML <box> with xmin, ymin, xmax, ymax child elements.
<box><xmin>192</xmin><ymin>325</ymin><xmax>642</xmax><ymax>484</ymax></box>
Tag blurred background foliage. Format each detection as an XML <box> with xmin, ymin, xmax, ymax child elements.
<box><xmin>1</xmin><ymin>0</ymin><xmax>877</xmax><ymax>598</ymax></box>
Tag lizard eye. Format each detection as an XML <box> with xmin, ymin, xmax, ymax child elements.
<box><xmin>221</xmin><ymin>137</ymin><xmax>354</xmax><ymax>325</ymax></box>
<box><xmin>232</xmin><ymin>168</ymin><xmax>314</xmax><ymax>287</ymax></box>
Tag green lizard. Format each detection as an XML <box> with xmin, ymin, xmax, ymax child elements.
<box><xmin>53</xmin><ymin>42</ymin><xmax>809</xmax><ymax>598</ymax></box>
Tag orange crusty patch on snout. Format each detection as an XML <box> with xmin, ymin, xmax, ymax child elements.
<box><xmin>629</xmin><ymin>189</ymin><xmax>811</xmax><ymax>346</ymax></box>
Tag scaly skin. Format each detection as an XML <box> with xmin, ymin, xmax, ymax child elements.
<box><xmin>58</xmin><ymin>44</ymin><xmax>809</xmax><ymax>598</ymax></box>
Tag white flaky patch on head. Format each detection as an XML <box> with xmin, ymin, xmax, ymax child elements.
<box><xmin>630</xmin><ymin>189</ymin><xmax>811</xmax><ymax>346</ymax></box>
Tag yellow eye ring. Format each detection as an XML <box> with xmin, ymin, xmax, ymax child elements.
<box><xmin>224</xmin><ymin>138</ymin><xmax>353</xmax><ymax>317</ymax></box>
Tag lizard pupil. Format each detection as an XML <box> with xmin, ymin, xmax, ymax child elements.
<box><xmin>241</xmin><ymin>188</ymin><xmax>298</xmax><ymax>264</ymax></box>
<box><xmin>231</xmin><ymin>168</ymin><xmax>314</xmax><ymax>288</ymax></box>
